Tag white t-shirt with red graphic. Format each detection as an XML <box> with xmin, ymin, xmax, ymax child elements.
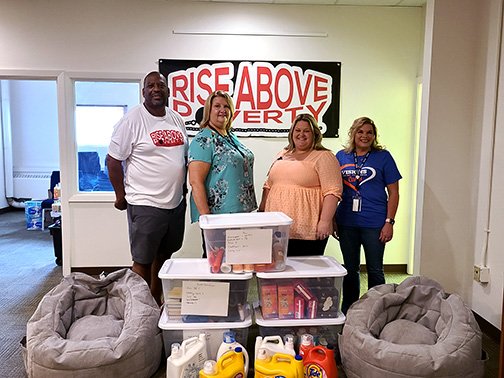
<box><xmin>108</xmin><ymin>104</ymin><xmax>188</xmax><ymax>209</ymax></box>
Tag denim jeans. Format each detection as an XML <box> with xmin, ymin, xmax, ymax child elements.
<box><xmin>338</xmin><ymin>225</ymin><xmax>385</xmax><ymax>314</ymax></box>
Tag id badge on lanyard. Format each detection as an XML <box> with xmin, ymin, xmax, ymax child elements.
<box><xmin>352</xmin><ymin>195</ymin><xmax>362</xmax><ymax>212</ymax></box>
<box><xmin>352</xmin><ymin>150</ymin><xmax>370</xmax><ymax>212</ymax></box>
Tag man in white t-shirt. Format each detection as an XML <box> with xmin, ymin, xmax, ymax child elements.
<box><xmin>107</xmin><ymin>71</ymin><xmax>188</xmax><ymax>306</ymax></box>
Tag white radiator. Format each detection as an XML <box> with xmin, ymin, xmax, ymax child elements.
<box><xmin>13</xmin><ymin>172</ymin><xmax>51</xmax><ymax>200</ymax></box>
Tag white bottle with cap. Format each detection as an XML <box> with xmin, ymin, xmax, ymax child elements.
<box><xmin>254</xmin><ymin>334</ymin><xmax>296</xmax><ymax>359</ymax></box>
<box><xmin>167</xmin><ymin>333</ymin><xmax>208</xmax><ymax>378</ymax></box>
<box><xmin>216</xmin><ymin>331</ymin><xmax>249</xmax><ymax>374</ymax></box>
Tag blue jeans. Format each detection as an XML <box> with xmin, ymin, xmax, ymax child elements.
<box><xmin>338</xmin><ymin>225</ymin><xmax>385</xmax><ymax>314</ymax></box>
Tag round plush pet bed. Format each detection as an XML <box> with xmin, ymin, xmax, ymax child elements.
<box><xmin>339</xmin><ymin>276</ymin><xmax>484</xmax><ymax>378</ymax></box>
<box><xmin>24</xmin><ymin>268</ymin><xmax>162</xmax><ymax>378</ymax></box>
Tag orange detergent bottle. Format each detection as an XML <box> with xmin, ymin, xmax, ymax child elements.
<box><xmin>254</xmin><ymin>349</ymin><xmax>304</xmax><ymax>378</ymax></box>
<box><xmin>303</xmin><ymin>344</ymin><xmax>338</xmax><ymax>378</ymax></box>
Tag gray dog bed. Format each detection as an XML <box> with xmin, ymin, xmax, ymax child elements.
<box><xmin>23</xmin><ymin>268</ymin><xmax>162</xmax><ymax>378</ymax></box>
<box><xmin>339</xmin><ymin>276</ymin><xmax>485</xmax><ymax>378</ymax></box>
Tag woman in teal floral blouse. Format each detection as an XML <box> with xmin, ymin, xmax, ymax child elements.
<box><xmin>188</xmin><ymin>91</ymin><xmax>257</xmax><ymax>228</ymax></box>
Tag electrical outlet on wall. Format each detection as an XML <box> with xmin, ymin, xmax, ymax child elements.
<box><xmin>473</xmin><ymin>265</ymin><xmax>481</xmax><ymax>282</ymax></box>
<box><xmin>473</xmin><ymin>265</ymin><xmax>490</xmax><ymax>283</ymax></box>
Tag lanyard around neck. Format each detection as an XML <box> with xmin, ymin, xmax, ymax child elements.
<box><xmin>353</xmin><ymin>150</ymin><xmax>370</xmax><ymax>190</ymax></box>
<box><xmin>207</xmin><ymin>124</ymin><xmax>249</xmax><ymax>177</ymax></box>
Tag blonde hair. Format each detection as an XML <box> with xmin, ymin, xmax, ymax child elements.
<box><xmin>286</xmin><ymin>113</ymin><xmax>328</xmax><ymax>152</ymax></box>
<box><xmin>343</xmin><ymin>116</ymin><xmax>385</xmax><ymax>153</ymax></box>
<box><xmin>200</xmin><ymin>91</ymin><xmax>234</xmax><ymax>132</ymax></box>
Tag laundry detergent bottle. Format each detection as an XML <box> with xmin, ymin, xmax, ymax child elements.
<box><xmin>299</xmin><ymin>334</ymin><xmax>315</xmax><ymax>356</ymax></box>
<box><xmin>167</xmin><ymin>333</ymin><xmax>208</xmax><ymax>378</ymax></box>
<box><xmin>254</xmin><ymin>334</ymin><xmax>296</xmax><ymax>359</ymax></box>
<box><xmin>216</xmin><ymin>331</ymin><xmax>249</xmax><ymax>373</ymax></box>
<box><xmin>201</xmin><ymin>347</ymin><xmax>246</xmax><ymax>378</ymax></box>
<box><xmin>303</xmin><ymin>344</ymin><xmax>338</xmax><ymax>378</ymax></box>
<box><xmin>254</xmin><ymin>349</ymin><xmax>304</xmax><ymax>378</ymax></box>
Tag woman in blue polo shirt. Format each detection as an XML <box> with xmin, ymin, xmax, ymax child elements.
<box><xmin>335</xmin><ymin>116</ymin><xmax>401</xmax><ymax>314</ymax></box>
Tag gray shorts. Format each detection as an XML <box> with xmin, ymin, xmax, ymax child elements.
<box><xmin>127</xmin><ymin>198</ymin><xmax>186</xmax><ymax>265</ymax></box>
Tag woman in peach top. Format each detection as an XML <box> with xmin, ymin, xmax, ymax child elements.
<box><xmin>259</xmin><ymin>114</ymin><xmax>342</xmax><ymax>256</ymax></box>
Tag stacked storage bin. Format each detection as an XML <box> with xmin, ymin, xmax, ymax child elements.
<box><xmin>158</xmin><ymin>258</ymin><xmax>253</xmax><ymax>360</ymax></box>
<box><xmin>254</xmin><ymin>256</ymin><xmax>347</xmax><ymax>350</ymax></box>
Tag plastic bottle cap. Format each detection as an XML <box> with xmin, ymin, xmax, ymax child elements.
<box><xmin>171</xmin><ymin>343</ymin><xmax>181</xmax><ymax>356</ymax></box>
<box><xmin>257</xmin><ymin>348</ymin><xmax>268</xmax><ymax>360</ymax></box>
<box><xmin>327</xmin><ymin>344</ymin><xmax>334</xmax><ymax>350</ymax></box>
<box><xmin>203</xmin><ymin>360</ymin><xmax>217</xmax><ymax>374</ymax></box>
<box><xmin>235</xmin><ymin>347</ymin><xmax>242</xmax><ymax>353</ymax></box>
<box><xmin>295</xmin><ymin>355</ymin><xmax>303</xmax><ymax>361</ymax></box>
<box><xmin>301</xmin><ymin>334</ymin><xmax>314</xmax><ymax>345</ymax></box>
<box><xmin>223</xmin><ymin>331</ymin><xmax>236</xmax><ymax>343</ymax></box>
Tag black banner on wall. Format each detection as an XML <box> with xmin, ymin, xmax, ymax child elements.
<box><xmin>159</xmin><ymin>59</ymin><xmax>340</xmax><ymax>138</ymax></box>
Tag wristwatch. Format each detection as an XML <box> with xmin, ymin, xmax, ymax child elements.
<box><xmin>385</xmin><ymin>218</ymin><xmax>395</xmax><ymax>225</ymax></box>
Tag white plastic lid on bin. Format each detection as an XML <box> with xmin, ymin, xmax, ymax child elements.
<box><xmin>199</xmin><ymin>212</ymin><xmax>293</xmax><ymax>229</ymax></box>
<box><xmin>253</xmin><ymin>301</ymin><xmax>346</xmax><ymax>326</ymax></box>
<box><xmin>158</xmin><ymin>305</ymin><xmax>253</xmax><ymax>330</ymax></box>
<box><xmin>255</xmin><ymin>256</ymin><xmax>347</xmax><ymax>279</ymax></box>
<box><xmin>159</xmin><ymin>258</ymin><xmax>253</xmax><ymax>280</ymax></box>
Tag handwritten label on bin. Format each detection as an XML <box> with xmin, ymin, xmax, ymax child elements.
<box><xmin>181</xmin><ymin>281</ymin><xmax>230</xmax><ymax>316</ymax></box>
<box><xmin>225</xmin><ymin>228</ymin><xmax>272</xmax><ymax>264</ymax></box>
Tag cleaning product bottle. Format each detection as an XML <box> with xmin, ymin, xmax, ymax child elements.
<box><xmin>254</xmin><ymin>350</ymin><xmax>304</xmax><ymax>378</ymax></box>
<box><xmin>167</xmin><ymin>333</ymin><xmax>208</xmax><ymax>378</ymax></box>
<box><xmin>216</xmin><ymin>331</ymin><xmax>249</xmax><ymax>374</ymax></box>
<box><xmin>200</xmin><ymin>360</ymin><xmax>218</xmax><ymax>377</ymax></box>
<box><xmin>299</xmin><ymin>333</ymin><xmax>315</xmax><ymax>356</ymax></box>
<box><xmin>254</xmin><ymin>334</ymin><xmax>296</xmax><ymax>359</ymax></box>
<box><xmin>303</xmin><ymin>344</ymin><xmax>338</xmax><ymax>378</ymax></box>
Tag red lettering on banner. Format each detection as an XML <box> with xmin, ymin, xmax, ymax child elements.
<box><xmin>215</xmin><ymin>67</ymin><xmax>231</xmax><ymax>92</ymax></box>
<box><xmin>306</xmin><ymin>101</ymin><xmax>326</xmax><ymax>119</ymax></box>
<box><xmin>244</xmin><ymin>111</ymin><xmax>261</xmax><ymax>123</ymax></box>
<box><xmin>172</xmin><ymin>74</ymin><xmax>189</xmax><ymax>101</ymax></box>
<box><xmin>294</xmin><ymin>71</ymin><xmax>312</xmax><ymax>105</ymax></box>
<box><xmin>257</xmin><ymin>66</ymin><xmax>273</xmax><ymax>110</ymax></box>
<box><xmin>236</xmin><ymin>66</ymin><xmax>256</xmax><ymax>110</ymax></box>
<box><xmin>167</xmin><ymin>61</ymin><xmax>333</xmax><ymax>133</ymax></box>
<box><xmin>173</xmin><ymin>100</ymin><xmax>192</xmax><ymax>116</ymax></box>
<box><xmin>197</xmin><ymin>69</ymin><xmax>212</xmax><ymax>105</ymax></box>
<box><xmin>264</xmin><ymin>110</ymin><xmax>282</xmax><ymax>123</ymax></box>
<box><xmin>314</xmin><ymin>76</ymin><xmax>328</xmax><ymax>102</ymax></box>
<box><xmin>274</xmin><ymin>68</ymin><xmax>293</xmax><ymax>109</ymax></box>
<box><xmin>285</xmin><ymin>106</ymin><xmax>304</xmax><ymax>122</ymax></box>
<box><xmin>190</xmin><ymin>72</ymin><xmax>194</xmax><ymax>103</ymax></box>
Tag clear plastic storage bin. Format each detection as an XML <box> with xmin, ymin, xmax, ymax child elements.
<box><xmin>159</xmin><ymin>306</ymin><xmax>252</xmax><ymax>360</ymax></box>
<box><xmin>159</xmin><ymin>258</ymin><xmax>253</xmax><ymax>322</ymax></box>
<box><xmin>199</xmin><ymin>212</ymin><xmax>293</xmax><ymax>274</ymax></box>
<box><xmin>256</xmin><ymin>256</ymin><xmax>347</xmax><ymax>320</ymax></box>
<box><xmin>254</xmin><ymin>304</ymin><xmax>344</xmax><ymax>350</ymax></box>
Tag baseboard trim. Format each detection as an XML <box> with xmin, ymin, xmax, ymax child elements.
<box><xmin>473</xmin><ymin>311</ymin><xmax>501</xmax><ymax>344</ymax></box>
<box><xmin>360</xmin><ymin>264</ymin><xmax>407</xmax><ymax>273</ymax></box>
<box><xmin>71</xmin><ymin>266</ymin><xmax>129</xmax><ymax>276</ymax></box>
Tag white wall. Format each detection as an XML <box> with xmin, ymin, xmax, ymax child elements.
<box><xmin>420</xmin><ymin>0</ymin><xmax>503</xmax><ymax>329</ymax></box>
<box><xmin>0</xmin><ymin>0</ymin><xmax>423</xmax><ymax>275</ymax></box>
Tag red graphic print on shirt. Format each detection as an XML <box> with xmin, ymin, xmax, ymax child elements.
<box><xmin>150</xmin><ymin>129</ymin><xmax>185</xmax><ymax>147</ymax></box>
